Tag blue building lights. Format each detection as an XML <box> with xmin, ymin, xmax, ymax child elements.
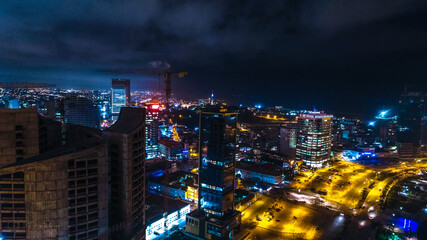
<box><xmin>375</xmin><ymin>109</ymin><xmax>397</xmax><ymax>120</ymax></box>
<box><xmin>185</xmin><ymin>109</ymin><xmax>241</xmax><ymax>239</ymax></box>
<box><xmin>150</xmin><ymin>169</ymin><xmax>164</xmax><ymax>178</ymax></box>
<box><xmin>394</xmin><ymin>218</ymin><xmax>418</xmax><ymax>233</ymax></box>
<box><xmin>341</xmin><ymin>150</ymin><xmax>376</xmax><ymax>161</ymax></box>
<box><xmin>378</xmin><ymin>110</ymin><xmax>389</xmax><ymax>118</ymax></box>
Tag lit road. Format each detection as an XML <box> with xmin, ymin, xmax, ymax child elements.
<box><xmin>285</xmin><ymin>158</ymin><xmax>427</xmax><ymax>239</ymax></box>
<box><xmin>237</xmin><ymin>158</ymin><xmax>427</xmax><ymax>239</ymax></box>
<box><xmin>240</xmin><ymin>195</ymin><xmax>343</xmax><ymax>240</ymax></box>
<box><xmin>292</xmin><ymin>160</ymin><xmax>377</xmax><ymax>211</ymax></box>
<box><xmin>292</xmin><ymin>158</ymin><xmax>427</xmax><ymax>212</ymax></box>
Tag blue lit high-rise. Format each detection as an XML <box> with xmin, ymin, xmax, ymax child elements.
<box><xmin>185</xmin><ymin>109</ymin><xmax>241</xmax><ymax>240</ymax></box>
<box><xmin>111</xmin><ymin>78</ymin><xmax>130</xmax><ymax>122</ymax></box>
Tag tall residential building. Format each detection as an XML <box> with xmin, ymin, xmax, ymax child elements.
<box><xmin>144</xmin><ymin>98</ymin><xmax>160</xmax><ymax>159</ymax></box>
<box><xmin>103</xmin><ymin>107</ymin><xmax>146</xmax><ymax>240</ymax></box>
<box><xmin>296</xmin><ymin>111</ymin><xmax>333</xmax><ymax>168</ymax></box>
<box><xmin>186</xmin><ymin>110</ymin><xmax>241</xmax><ymax>240</ymax></box>
<box><xmin>111</xmin><ymin>79</ymin><xmax>130</xmax><ymax>122</ymax></box>
<box><xmin>0</xmin><ymin>108</ymin><xmax>40</xmax><ymax>166</ymax></box>
<box><xmin>64</xmin><ymin>95</ymin><xmax>100</xmax><ymax>129</ymax></box>
<box><xmin>397</xmin><ymin>91</ymin><xmax>425</xmax><ymax>158</ymax></box>
<box><xmin>0</xmin><ymin>140</ymin><xmax>109</xmax><ymax>239</ymax></box>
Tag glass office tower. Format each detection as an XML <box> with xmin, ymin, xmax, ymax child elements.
<box><xmin>199</xmin><ymin>111</ymin><xmax>237</xmax><ymax>217</ymax></box>
<box><xmin>111</xmin><ymin>79</ymin><xmax>130</xmax><ymax>122</ymax></box>
<box><xmin>296</xmin><ymin>111</ymin><xmax>333</xmax><ymax>168</ymax></box>
<box><xmin>186</xmin><ymin>109</ymin><xmax>241</xmax><ymax>240</ymax></box>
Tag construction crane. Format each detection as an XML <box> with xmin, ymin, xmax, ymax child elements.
<box><xmin>101</xmin><ymin>69</ymin><xmax>187</xmax><ymax>109</ymax></box>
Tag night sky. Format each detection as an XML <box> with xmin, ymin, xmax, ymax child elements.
<box><xmin>1</xmin><ymin>0</ymin><xmax>427</xmax><ymax>116</ymax></box>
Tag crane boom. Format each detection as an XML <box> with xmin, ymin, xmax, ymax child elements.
<box><xmin>101</xmin><ymin>69</ymin><xmax>187</xmax><ymax>109</ymax></box>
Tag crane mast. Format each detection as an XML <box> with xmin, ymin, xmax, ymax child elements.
<box><xmin>101</xmin><ymin>69</ymin><xmax>187</xmax><ymax>109</ymax></box>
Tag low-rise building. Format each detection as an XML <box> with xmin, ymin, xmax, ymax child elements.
<box><xmin>145</xmin><ymin>195</ymin><xmax>191</xmax><ymax>240</ymax></box>
<box><xmin>148</xmin><ymin>170</ymin><xmax>198</xmax><ymax>203</ymax></box>
<box><xmin>236</xmin><ymin>162</ymin><xmax>283</xmax><ymax>185</ymax></box>
<box><xmin>158</xmin><ymin>139</ymin><xmax>185</xmax><ymax>160</ymax></box>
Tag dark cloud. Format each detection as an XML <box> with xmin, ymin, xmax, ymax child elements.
<box><xmin>0</xmin><ymin>0</ymin><xmax>426</xmax><ymax>115</ymax></box>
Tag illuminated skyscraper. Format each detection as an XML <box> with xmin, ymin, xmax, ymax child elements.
<box><xmin>186</xmin><ymin>109</ymin><xmax>241</xmax><ymax>240</ymax></box>
<box><xmin>111</xmin><ymin>79</ymin><xmax>130</xmax><ymax>122</ymax></box>
<box><xmin>144</xmin><ymin>98</ymin><xmax>160</xmax><ymax>159</ymax></box>
<box><xmin>396</xmin><ymin>90</ymin><xmax>425</xmax><ymax>157</ymax></box>
<box><xmin>296</xmin><ymin>111</ymin><xmax>333</xmax><ymax>168</ymax></box>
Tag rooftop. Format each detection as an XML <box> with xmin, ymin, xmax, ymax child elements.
<box><xmin>299</xmin><ymin>111</ymin><xmax>333</xmax><ymax>119</ymax></box>
<box><xmin>158</xmin><ymin>139</ymin><xmax>182</xmax><ymax>148</ymax></box>
<box><xmin>1</xmin><ymin>139</ymin><xmax>102</xmax><ymax>169</ymax></box>
<box><xmin>105</xmin><ymin>107</ymin><xmax>145</xmax><ymax>134</ymax></box>
<box><xmin>149</xmin><ymin>170</ymin><xmax>197</xmax><ymax>189</ymax></box>
<box><xmin>145</xmin><ymin>194</ymin><xmax>190</xmax><ymax>224</ymax></box>
<box><xmin>0</xmin><ymin>108</ymin><xmax>38</xmax><ymax>114</ymax></box>
<box><xmin>188</xmin><ymin>209</ymin><xmax>241</xmax><ymax>227</ymax></box>
<box><xmin>236</xmin><ymin>161</ymin><xmax>282</xmax><ymax>176</ymax></box>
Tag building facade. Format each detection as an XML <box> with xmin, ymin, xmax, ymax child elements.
<box><xmin>158</xmin><ymin>139</ymin><xmax>183</xmax><ymax>160</ymax></box>
<box><xmin>145</xmin><ymin>195</ymin><xmax>190</xmax><ymax>240</ymax></box>
<box><xmin>0</xmin><ymin>109</ymin><xmax>40</xmax><ymax>166</ymax></box>
<box><xmin>103</xmin><ymin>107</ymin><xmax>146</xmax><ymax>240</ymax></box>
<box><xmin>185</xmin><ymin>110</ymin><xmax>241</xmax><ymax>240</ymax></box>
<box><xmin>111</xmin><ymin>79</ymin><xmax>130</xmax><ymax>122</ymax></box>
<box><xmin>296</xmin><ymin>111</ymin><xmax>333</xmax><ymax>168</ymax></box>
<box><xmin>0</xmin><ymin>141</ymin><xmax>109</xmax><ymax>240</ymax></box>
<box><xmin>279</xmin><ymin>124</ymin><xmax>297</xmax><ymax>158</ymax></box>
<box><xmin>64</xmin><ymin>95</ymin><xmax>100</xmax><ymax>129</ymax></box>
<box><xmin>236</xmin><ymin>163</ymin><xmax>283</xmax><ymax>185</ymax></box>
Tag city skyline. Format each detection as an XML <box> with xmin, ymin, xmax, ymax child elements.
<box><xmin>0</xmin><ymin>2</ymin><xmax>427</xmax><ymax>240</ymax></box>
<box><xmin>1</xmin><ymin>1</ymin><xmax>426</xmax><ymax>115</ymax></box>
